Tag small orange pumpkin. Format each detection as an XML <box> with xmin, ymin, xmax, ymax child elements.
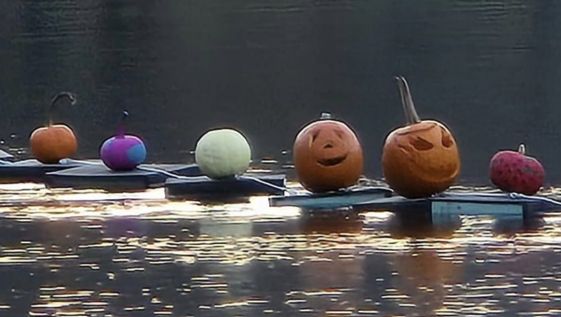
<box><xmin>30</xmin><ymin>92</ymin><xmax>78</xmax><ymax>164</ymax></box>
<box><xmin>382</xmin><ymin>77</ymin><xmax>460</xmax><ymax>198</ymax></box>
<box><xmin>293</xmin><ymin>113</ymin><xmax>363</xmax><ymax>193</ymax></box>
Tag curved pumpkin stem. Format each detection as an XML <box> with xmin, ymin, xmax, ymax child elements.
<box><xmin>116</xmin><ymin>110</ymin><xmax>129</xmax><ymax>137</ymax></box>
<box><xmin>48</xmin><ymin>92</ymin><xmax>76</xmax><ymax>125</ymax></box>
<box><xmin>518</xmin><ymin>143</ymin><xmax>526</xmax><ymax>155</ymax></box>
<box><xmin>395</xmin><ymin>76</ymin><xmax>421</xmax><ymax>125</ymax></box>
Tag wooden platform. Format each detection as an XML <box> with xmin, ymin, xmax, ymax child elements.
<box><xmin>45</xmin><ymin>163</ymin><xmax>201</xmax><ymax>191</ymax></box>
<box><xmin>268</xmin><ymin>187</ymin><xmax>393</xmax><ymax>209</ymax></box>
<box><xmin>165</xmin><ymin>174</ymin><xmax>286</xmax><ymax>200</ymax></box>
<box><xmin>353</xmin><ymin>192</ymin><xmax>561</xmax><ymax>218</ymax></box>
<box><xmin>269</xmin><ymin>188</ymin><xmax>561</xmax><ymax>219</ymax></box>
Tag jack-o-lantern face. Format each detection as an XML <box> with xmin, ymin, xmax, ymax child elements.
<box><xmin>293</xmin><ymin>117</ymin><xmax>363</xmax><ymax>193</ymax></box>
<box><xmin>382</xmin><ymin>77</ymin><xmax>461</xmax><ymax>198</ymax></box>
<box><xmin>382</xmin><ymin>120</ymin><xmax>460</xmax><ymax>198</ymax></box>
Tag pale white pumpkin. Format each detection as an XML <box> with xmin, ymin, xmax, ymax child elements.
<box><xmin>195</xmin><ymin>129</ymin><xmax>251</xmax><ymax>179</ymax></box>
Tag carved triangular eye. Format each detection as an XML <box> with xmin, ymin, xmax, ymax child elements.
<box><xmin>441</xmin><ymin>127</ymin><xmax>454</xmax><ymax>148</ymax></box>
<box><xmin>410</xmin><ymin>136</ymin><xmax>434</xmax><ymax>151</ymax></box>
<box><xmin>312</xmin><ymin>131</ymin><xmax>320</xmax><ymax>142</ymax></box>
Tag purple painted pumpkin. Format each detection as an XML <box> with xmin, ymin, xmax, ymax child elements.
<box><xmin>100</xmin><ymin>111</ymin><xmax>147</xmax><ymax>171</ymax></box>
<box><xmin>489</xmin><ymin>144</ymin><xmax>544</xmax><ymax>195</ymax></box>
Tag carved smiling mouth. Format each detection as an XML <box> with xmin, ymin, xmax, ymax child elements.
<box><xmin>317</xmin><ymin>154</ymin><xmax>347</xmax><ymax>167</ymax></box>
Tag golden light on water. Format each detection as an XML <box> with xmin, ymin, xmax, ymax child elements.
<box><xmin>1</xmin><ymin>183</ymin><xmax>561</xmax><ymax>316</ymax></box>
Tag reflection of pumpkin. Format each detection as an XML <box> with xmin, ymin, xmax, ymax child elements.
<box><xmin>293</xmin><ymin>114</ymin><xmax>363</xmax><ymax>192</ymax></box>
<box><xmin>29</xmin><ymin>92</ymin><xmax>78</xmax><ymax>164</ymax></box>
<box><xmin>393</xmin><ymin>249</ymin><xmax>461</xmax><ymax>312</ymax></box>
<box><xmin>382</xmin><ymin>77</ymin><xmax>460</xmax><ymax>198</ymax></box>
<box><xmin>301</xmin><ymin>213</ymin><xmax>363</xmax><ymax>234</ymax></box>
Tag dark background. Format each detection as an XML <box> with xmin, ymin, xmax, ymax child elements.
<box><xmin>1</xmin><ymin>0</ymin><xmax>560</xmax><ymax>184</ymax></box>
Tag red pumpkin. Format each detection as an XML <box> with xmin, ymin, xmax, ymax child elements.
<box><xmin>29</xmin><ymin>92</ymin><xmax>78</xmax><ymax>164</ymax></box>
<box><xmin>293</xmin><ymin>113</ymin><xmax>363</xmax><ymax>193</ymax></box>
<box><xmin>489</xmin><ymin>144</ymin><xmax>544</xmax><ymax>195</ymax></box>
<box><xmin>382</xmin><ymin>77</ymin><xmax>460</xmax><ymax>198</ymax></box>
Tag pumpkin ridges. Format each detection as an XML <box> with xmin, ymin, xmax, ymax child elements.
<box><xmin>30</xmin><ymin>124</ymin><xmax>77</xmax><ymax>164</ymax></box>
<box><xmin>30</xmin><ymin>91</ymin><xmax>78</xmax><ymax>164</ymax></box>
<box><xmin>195</xmin><ymin>129</ymin><xmax>251</xmax><ymax>179</ymax></box>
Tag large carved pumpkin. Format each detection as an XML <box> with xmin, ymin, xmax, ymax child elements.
<box><xmin>382</xmin><ymin>77</ymin><xmax>460</xmax><ymax>198</ymax></box>
<box><xmin>293</xmin><ymin>113</ymin><xmax>363</xmax><ymax>193</ymax></box>
<box><xmin>29</xmin><ymin>92</ymin><xmax>78</xmax><ymax>164</ymax></box>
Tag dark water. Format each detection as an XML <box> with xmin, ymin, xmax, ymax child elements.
<box><xmin>2</xmin><ymin>1</ymin><xmax>561</xmax><ymax>183</ymax></box>
<box><xmin>1</xmin><ymin>184</ymin><xmax>561</xmax><ymax>316</ymax></box>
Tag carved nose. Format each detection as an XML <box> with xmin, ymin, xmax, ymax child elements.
<box><xmin>323</xmin><ymin>143</ymin><xmax>334</xmax><ymax>149</ymax></box>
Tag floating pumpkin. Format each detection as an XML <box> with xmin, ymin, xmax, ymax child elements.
<box><xmin>29</xmin><ymin>92</ymin><xmax>78</xmax><ymax>164</ymax></box>
<box><xmin>489</xmin><ymin>144</ymin><xmax>544</xmax><ymax>195</ymax></box>
<box><xmin>293</xmin><ymin>113</ymin><xmax>363</xmax><ymax>193</ymax></box>
<box><xmin>100</xmin><ymin>111</ymin><xmax>147</xmax><ymax>171</ymax></box>
<box><xmin>195</xmin><ymin>128</ymin><xmax>251</xmax><ymax>179</ymax></box>
<box><xmin>382</xmin><ymin>76</ymin><xmax>460</xmax><ymax>198</ymax></box>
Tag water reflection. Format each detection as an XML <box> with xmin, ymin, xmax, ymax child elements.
<box><xmin>300</xmin><ymin>210</ymin><xmax>364</xmax><ymax>234</ymax></box>
<box><xmin>0</xmin><ymin>185</ymin><xmax>560</xmax><ymax>316</ymax></box>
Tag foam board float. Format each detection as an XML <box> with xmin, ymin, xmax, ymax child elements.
<box><xmin>0</xmin><ymin>158</ymin><xmax>93</xmax><ymax>183</ymax></box>
<box><xmin>165</xmin><ymin>174</ymin><xmax>286</xmax><ymax>200</ymax></box>
<box><xmin>268</xmin><ymin>187</ymin><xmax>394</xmax><ymax>209</ymax></box>
<box><xmin>45</xmin><ymin>163</ymin><xmax>201</xmax><ymax>191</ymax></box>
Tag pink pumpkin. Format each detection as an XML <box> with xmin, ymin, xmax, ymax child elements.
<box><xmin>489</xmin><ymin>144</ymin><xmax>544</xmax><ymax>195</ymax></box>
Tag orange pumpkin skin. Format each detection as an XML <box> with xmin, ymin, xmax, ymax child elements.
<box><xmin>382</xmin><ymin>120</ymin><xmax>460</xmax><ymax>198</ymax></box>
<box><xmin>293</xmin><ymin>119</ymin><xmax>363</xmax><ymax>193</ymax></box>
<box><xmin>30</xmin><ymin>124</ymin><xmax>77</xmax><ymax>164</ymax></box>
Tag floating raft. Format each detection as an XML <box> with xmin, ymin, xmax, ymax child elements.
<box><xmin>165</xmin><ymin>174</ymin><xmax>286</xmax><ymax>200</ymax></box>
<box><xmin>0</xmin><ymin>159</ymin><xmax>92</xmax><ymax>183</ymax></box>
<box><xmin>352</xmin><ymin>192</ymin><xmax>561</xmax><ymax>218</ymax></box>
<box><xmin>45</xmin><ymin>163</ymin><xmax>201</xmax><ymax>191</ymax></box>
<box><xmin>269</xmin><ymin>187</ymin><xmax>394</xmax><ymax>209</ymax></box>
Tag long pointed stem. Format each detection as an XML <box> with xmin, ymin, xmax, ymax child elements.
<box><xmin>395</xmin><ymin>76</ymin><xmax>421</xmax><ymax>125</ymax></box>
<box><xmin>117</xmin><ymin>110</ymin><xmax>129</xmax><ymax>137</ymax></box>
<box><xmin>48</xmin><ymin>92</ymin><xmax>76</xmax><ymax>125</ymax></box>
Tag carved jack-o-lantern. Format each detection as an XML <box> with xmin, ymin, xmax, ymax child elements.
<box><xmin>293</xmin><ymin>113</ymin><xmax>363</xmax><ymax>193</ymax></box>
<box><xmin>382</xmin><ymin>77</ymin><xmax>460</xmax><ymax>198</ymax></box>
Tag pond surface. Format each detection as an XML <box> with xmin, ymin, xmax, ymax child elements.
<box><xmin>1</xmin><ymin>183</ymin><xmax>561</xmax><ymax>316</ymax></box>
